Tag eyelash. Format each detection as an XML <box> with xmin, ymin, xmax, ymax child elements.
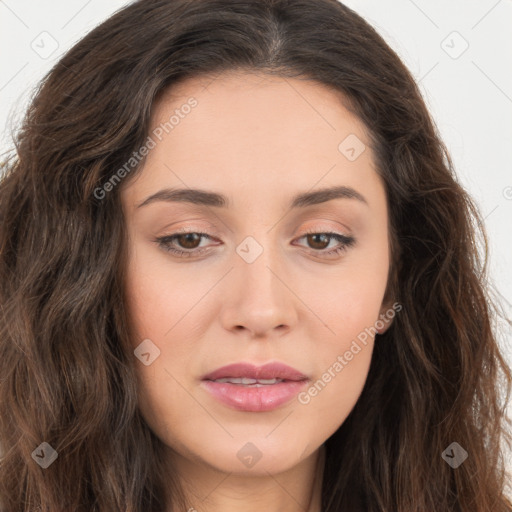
<box><xmin>154</xmin><ymin>227</ymin><xmax>355</xmax><ymax>259</ymax></box>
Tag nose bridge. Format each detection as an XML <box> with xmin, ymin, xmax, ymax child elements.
<box><xmin>220</xmin><ymin>227</ymin><xmax>297</xmax><ymax>335</ymax></box>
<box><xmin>235</xmin><ymin>229</ymin><xmax>284</xmax><ymax>299</ymax></box>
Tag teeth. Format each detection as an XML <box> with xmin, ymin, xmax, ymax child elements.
<box><xmin>213</xmin><ymin>377</ymin><xmax>283</xmax><ymax>385</ymax></box>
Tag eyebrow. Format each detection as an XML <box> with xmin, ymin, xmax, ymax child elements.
<box><xmin>136</xmin><ymin>185</ymin><xmax>368</xmax><ymax>209</ymax></box>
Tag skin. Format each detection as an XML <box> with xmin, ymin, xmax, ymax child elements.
<box><xmin>120</xmin><ymin>71</ymin><xmax>393</xmax><ymax>512</ymax></box>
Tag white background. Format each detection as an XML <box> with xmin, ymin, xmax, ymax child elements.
<box><xmin>1</xmin><ymin>0</ymin><xmax>511</xmax><ymax>473</ymax></box>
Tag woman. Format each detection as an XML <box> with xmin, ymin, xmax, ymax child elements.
<box><xmin>0</xmin><ymin>0</ymin><xmax>511</xmax><ymax>511</ymax></box>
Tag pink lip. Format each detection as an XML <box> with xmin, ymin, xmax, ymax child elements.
<box><xmin>200</xmin><ymin>362</ymin><xmax>309</xmax><ymax>412</ymax></box>
<box><xmin>201</xmin><ymin>362</ymin><xmax>308</xmax><ymax>381</ymax></box>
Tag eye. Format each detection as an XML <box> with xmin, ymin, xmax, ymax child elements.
<box><xmin>293</xmin><ymin>228</ymin><xmax>356</xmax><ymax>258</ymax></box>
<box><xmin>154</xmin><ymin>229</ymin><xmax>215</xmax><ymax>258</ymax></box>
<box><xmin>154</xmin><ymin>228</ymin><xmax>356</xmax><ymax>259</ymax></box>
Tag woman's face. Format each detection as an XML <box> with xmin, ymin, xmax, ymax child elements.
<box><xmin>120</xmin><ymin>71</ymin><xmax>392</xmax><ymax>476</ymax></box>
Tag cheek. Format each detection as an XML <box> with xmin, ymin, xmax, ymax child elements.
<box><xmin>125</xmin><ymin>256</ymin><xmax>201</xmax><ymax>445</ymax></box>
<box><xmin>294</xmin><ymin>249</ymin><xmax>388</xmax><ymax>414</ymax></box>
<box><xmin>299</xmin><ymin>246</ymin><xmax>389</xmax><ymax>351</ymax></box>
<box><xmin>295</xmin><ymin>285</ymin><xmax>378</xmax><ymax>427</ymax></box>
<box><xmin>123</xmin><ymin>243</ymin><xmax>206</xmax><ymax>346</ymax></box>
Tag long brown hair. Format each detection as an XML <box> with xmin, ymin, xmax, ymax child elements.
<box><xmin>1</xmin><ymin>0</ymin><xmax>511</xmax><ymax>510</ymax></box>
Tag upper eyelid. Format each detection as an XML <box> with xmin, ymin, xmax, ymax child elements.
<box><xmin>160</xmin><ymin>228</ymin><xmax>351</xmax><ymax>240</ymax></box>
<box><xmin>162</xmin><ymin>221</ymin><xmax>352</xmax><ymax>235</ymax></box>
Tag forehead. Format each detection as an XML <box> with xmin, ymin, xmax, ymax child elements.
<box><xmin>151</xmin><ymin>70</ymin><xmax>366</xmax><ymax>144</ymax></box>
<box><xmin>121</xmin><ymin>71</ymin><xmax>382</xmax><ymax>209</ymax></box>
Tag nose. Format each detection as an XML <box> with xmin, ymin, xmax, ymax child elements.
<box><xmin>218</xmin><ymin>238</ymin><xmax>298</xmax><ymax>338</ymax></box>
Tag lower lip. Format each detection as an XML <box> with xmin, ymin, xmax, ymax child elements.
<box><xmin>201</xmin><ymin>379</ymin><xmax>309</xmax><ymax>412</ymax></box>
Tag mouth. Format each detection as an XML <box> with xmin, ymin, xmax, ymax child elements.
<box><xmin>200</xmin><ymin>362</ymin><xmax>309</xmax><ymax>412</ymax></box>
<box><xmin>207</xmin><ymin>377</ymin><xmax>288</xmax><ymax>387</ymax></box>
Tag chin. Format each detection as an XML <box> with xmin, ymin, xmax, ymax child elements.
<box><xmin>196</xmin><ymin>437</ymin><xmax>314</xmax><ymax>475</ymax></box>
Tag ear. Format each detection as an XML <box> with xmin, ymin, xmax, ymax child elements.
<box><xmin>376</xmin><ymin>300</ymin><xmax>400</xmax><ymax>335</ymax></box>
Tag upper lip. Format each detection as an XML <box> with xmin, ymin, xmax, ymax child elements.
<box><xmin>201</xmin><ymin>362</ymin><xmax>309</xmax><ymax>382</ymax></box>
